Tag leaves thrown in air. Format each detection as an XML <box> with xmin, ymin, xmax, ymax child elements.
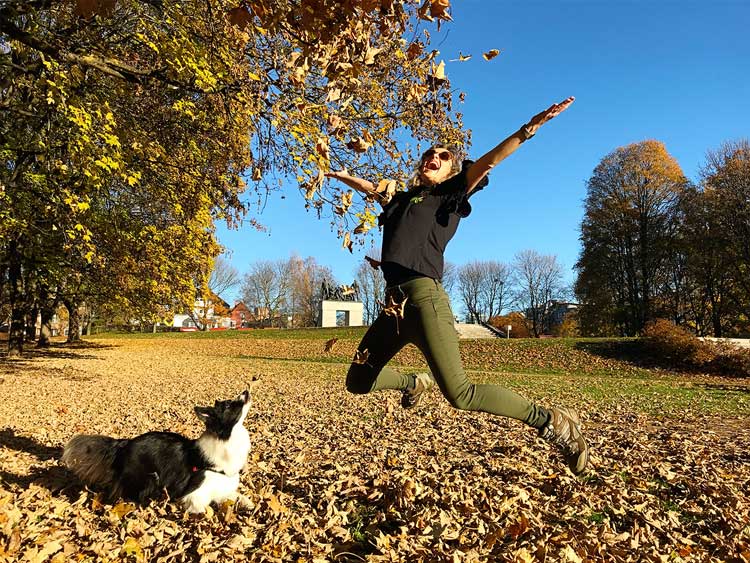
<box><xmin>483</xmin><ymin>49</ymin><xmax>501</xmax><ymax>61</ymax></box>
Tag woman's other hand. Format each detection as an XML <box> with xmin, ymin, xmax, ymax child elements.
<box><xmin>525</xmin><ymin>96</ymin><xmax>575</xmax><ymax>136</ymax></box>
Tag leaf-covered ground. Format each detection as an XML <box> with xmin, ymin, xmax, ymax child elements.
<box><xmin>1</xmin><ymin>334</ymin><xmax>749</xmax><ymax>562</ymax></box>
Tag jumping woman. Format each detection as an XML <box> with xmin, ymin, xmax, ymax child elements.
<box><xmin>325</xmin><ymin>97</ymin><xmax>589</xmax><ymax>475</ymax></box>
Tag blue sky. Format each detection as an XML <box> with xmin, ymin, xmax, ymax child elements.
<box><xmin>216</xmin><ymin>0</ymin><xmax>750</xmax><ymax>303</ymax></box>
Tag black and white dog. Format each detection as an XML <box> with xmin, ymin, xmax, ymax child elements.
<box><xmin>62</xmin><ymin>391</ymin><xmax>252</xmax><ymax>514</ymax></box>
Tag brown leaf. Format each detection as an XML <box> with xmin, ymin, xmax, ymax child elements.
<box><xmin>342</xmin><ymin>231</ymin><xmax>353</xmax><ymax>252</ymax></box>
<box><xmin>483</xmin><ymin>49</ymin><xmax>501</xmax><ymax>61</ymax></box>
<box><xmin>406</xmin><ymin>42</ymin><xmax>424</xmax><ymax>61</ymax></box>
<box><xmin>382</xmin><ymin>294</ymin><xmax>407</xmax><ymax>320</ymax></box>
<box><xmin>418</xmin><ymin>0</ymin><xmax>452</xmax><ymax>22</ymax></box>
<box><xmin>327</xmin><ymin>114</ymin><xmax>342</xmax><ymax>134</ymax></box>
<box><xmin>74</xmin><ymin>0</ymin><xmax>116</xmax><ymax>18</ymax></box>
<box><xmin>227</xmin><ymin>6</ymin><xmax>252</xmax><ymax>29</ymax></box>
<box><xmin>346</xmin><ymin>135</ymin><xmax>372</xmax><ymax>153</ymax></box>
<box><xmin>315</xmin><ymin>137</ymin><xmax>330</xmax><ymax>160</ymax></box>
<box><xmin>507</xmin><ymin>513</ymin><xmax>529</xmax><ymax>539</ymax></box>
<box><xmin>365</xmin><ymin>256</ymin><xmax>381</xmax><ymax>270</ymax></box>
<box><xmin>352</xmin><ymin>349</ymin><xmax>370</xmax><ymax>364</ymax></box>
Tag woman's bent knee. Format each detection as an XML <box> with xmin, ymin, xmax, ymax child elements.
<box><xmin>346</xmin><ymin>364</ymin><xmax>375</xmax><ymax>394</ymax></box>
<box><xmin>447</xmin><ymin>383</ymin><xmax>478</xmax><ymax>411</ymax></box>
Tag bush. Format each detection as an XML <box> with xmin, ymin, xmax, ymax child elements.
<box><xmin>710</xmin><ymin>342</ymin><xmax>750</xmax><ymax>378</ymax></box>
<box><xmin>642</xmin><ymin>319</ymin><xmax>716</xmax><ymax>368</ymax></box>
<box><xmin>488</xmin><ymin>313</ymin><xmax>530</xmax><ymax>338</ymax></box>
<box><xmin>643</xmin><ymin>319</ymin><xmax>750</xmax><ymax>377</ymax></box>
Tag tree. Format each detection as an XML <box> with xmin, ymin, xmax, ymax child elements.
<box><xmin>575</xmin><ymin>140</ymin><xmax>687</xmax><ymax>336</ymax></box>
<box><xmin>701</xmin><ymin>139</ymin><xmax>750</xmax><ymax>332</ymax></box>
<box><xmin>457</xmin><ymin>260</ymin><xmax>510</xmax><ymax>323</ymax></box>
<box><xmin>241</xmin><ymin>260</ymin><xmax>291</xmax><ymax>327</ymax></box>
<box><xmin>355</xmin><ymin>250</ymin><xmax>386</xmax><ymax>326</ymax></box>
<box><xmin>287</xmin><ymin>254</ymin><xmax>333</xmax><ymax>327</ymax></box>
<box><xmin>676</xmin><ymin>186</ymin><xmax>734</xmax><ymax>336</ymax></box>
<box><xmin>1</xmin><ymin>0</ymin><xmax>466</xmax><ymax>354</ymax></box>
<box><xmin>513</xmin><ymin>250</ymin><xmax>566</xmax><ymax>337</ymax></box>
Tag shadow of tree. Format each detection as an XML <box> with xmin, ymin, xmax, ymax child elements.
<box><xmin>0</xmin><ymin>428</ymin><xmax>63</xmax><ymax>460</ymax></box>
<box><xmin>573</xmin><ymin>339</ymin><xmax>686</xmax><ymax>372</ymax></box>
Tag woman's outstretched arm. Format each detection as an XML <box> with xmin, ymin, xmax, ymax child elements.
<box><xmin>325</xmin><ymin>170</ymin><xmax>380</xmax><ymax>200</ymax></box>
<box><xmin>465</xmin><ymin>96</ymin><xmax>575</xmax><ymax>194</ymax></box>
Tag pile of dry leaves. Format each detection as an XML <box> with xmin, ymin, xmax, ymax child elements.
<box><xmin>0</xmin><ymin>335</ymin><xmax>748</xmax><ymax>562</ymax></box>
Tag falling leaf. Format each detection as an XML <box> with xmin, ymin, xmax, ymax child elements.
<box><xmin>346</xmin><ymin>135</ymin><xmax>372</xmax><ymax>153</ymax></box>
<box><xmin>342</xmin><ymin>231</ymin><xmax>353</xmax><ymax>252</ymax></box>
<box><xmin>418</xmin><ymin>0</ymin><xmax>452</xmax><ymax>22</ymax></box>
<box><xmin>324</xmin><ymin>338</ymin><xmax>338</xmax><ymax>352</ymax></box>
<box><xmin>353</xmin><ymin>222</ymin><xmax>369</xmax><ymax>235</ymax></box>
<box><xmin>352</xmin><ymin>348</ymin><xmax>370</xmax><ymax>364</ymax></box>
<box><xmin>375</xmin><ymin>179</ymin><xmax>397</xmax><ymax>203</ymax></box>
<box><xmin>315</xmin><ymin>137</ymin><xmax>330</xmax><ymax>160</ymax></box>
<box><xmin>431</xmin><ymin>60</ymin><xmax>446</xmax><ymax>82</ymax></box>
<box><xmin>252</xmin><ymin>167</ymin><xmax>262</xmax><ymax>181</ymax></box>
<box><xmin>450</xmin><ymin>52</ymin><xmax>472</xmax><ymax>62</ymax></box>
<box><xmin>326</xmin><ymin>114</ymin><xmax>342</xmax><ymax>133</ymax></box>
<box><xmin>365</xmin><ymin>256</ymin><xmax>381</xmax><ymax>270</ymax></box>
<box><xmin>406</xmin><ymin>42</ymin><xmax>423</xmax><ymax>61</ymax></box>
<box><xmin>483</xmin><ymin>49</ymin><xmax>501</xmax><ymax>61</ymax></box>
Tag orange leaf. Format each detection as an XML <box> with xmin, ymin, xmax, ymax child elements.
<box><xmin>483</xmin><ymin>49</ymin><xmax>501</xmax><ymax>61</ymax></box>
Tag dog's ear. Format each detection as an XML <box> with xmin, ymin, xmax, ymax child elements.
<box><xmin>194</xmin><ymin>406</ymin><xmax>213</xmax><ymax>422</ymax></box>
<box><xmin>236</xmin><ymin>390</ymin><xmax>251</xmax><ymax>404</ymax></box>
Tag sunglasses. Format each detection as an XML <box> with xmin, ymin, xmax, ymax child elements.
<box><xmin>422</xmin><ymin>149</ymin><xmax>453</xmax><ymax>162</ymax></box>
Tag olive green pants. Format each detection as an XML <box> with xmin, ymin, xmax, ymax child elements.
<box><xmin>346</xmin><ymin>277</ymin><xmax>550</xmax><ymax>428</ymax></box>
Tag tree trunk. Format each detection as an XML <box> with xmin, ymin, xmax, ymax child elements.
<box><xmin>65</xmin><ymin>300</ymin><xmax>82</xmax><ymax>343</ymax></box>
<box><xmin>25</xmin><ymin>306</ymin><xmax>39</xmax><ymax>342</ymax></box>
<box><xmin>37</xmin><ymin>304</ymin><xmax>55</xmax><ymax>348</ymax></box>
<box><xmin>7</xmin><ymin>241</ymin><xmax>25</xmax><ymax>357</ymax></box>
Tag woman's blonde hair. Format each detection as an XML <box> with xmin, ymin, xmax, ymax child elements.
<box><xmin>408</xmin><ymin>143</ymin><xmax>462</xmax><ymax>188</ymax></box>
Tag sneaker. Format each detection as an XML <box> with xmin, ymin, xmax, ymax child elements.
<box><xmin>401</xmin><ymin>372</ymin><xmax>434</xmax><ymax>409</ymax></box>
<box><xmin>538</xmin><ymin>407</ymin><xmax>589</xmax><ymax>475</ymax></box>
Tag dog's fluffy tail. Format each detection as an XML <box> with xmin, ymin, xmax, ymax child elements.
<box><xmin>62</xmin><ymin>435</ymin><xmax>123</xmax><ymax>489</ymax></box>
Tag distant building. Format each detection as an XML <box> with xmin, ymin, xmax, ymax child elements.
<box><xmin>229</xmin><ymin>302</ymin><xmax>252</xmax><ymax>328</ymax></box>
<box><xmin>525</xmin><ymin>301</ymin><xmax>579</xmax><ymax>334</ymax></box>
<box><xmin>172</xmin><ymin>294</ymin><xmax>232</xmax><ymax>330</ymax></box>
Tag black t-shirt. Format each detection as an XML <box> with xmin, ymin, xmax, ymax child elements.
<box><xmin>378</xmin><ymin>160</ymin><xmax>488</xmax><ymax>286</ymax></box>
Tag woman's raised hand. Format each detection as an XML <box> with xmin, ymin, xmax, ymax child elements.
<box><xmin>525</xmin><ymin>96</ymin><xmax>575</xmax><ymax>136</ymax></box>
